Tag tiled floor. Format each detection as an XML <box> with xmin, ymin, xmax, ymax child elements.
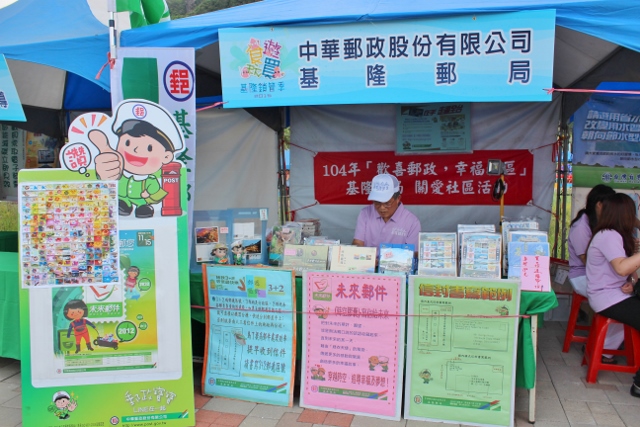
<box><xmin>2</xmin><ymin>321</ymin><xmax>640</xmax><ymax>426</ymax></box>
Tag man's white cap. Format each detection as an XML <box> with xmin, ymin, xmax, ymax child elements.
<box><xmin>112</xmin><ymin>99</ymin><xmax>184</xmax><ymax>152</ymax></box>
<box><xmin>368</xmin><ymin>174</ymin><xmax>400</xmax><ymax>202</ymax></box>
<box><xmin>53</xmin><ymin>391</ymin><xmax>70</xmax><ymax>401</ymax></box>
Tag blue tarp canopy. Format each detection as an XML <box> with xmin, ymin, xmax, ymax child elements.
<box><xmin>122</xmin><ymin>0</ymin><xmax>640</xmax><ymax>57</ymax></box>
<box><xmin>2</xmin><ymin>0</ymin><xmax>640</xmax><ymax>130</ymax></box>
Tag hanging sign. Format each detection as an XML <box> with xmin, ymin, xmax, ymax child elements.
<box><xmin>218</xmin><ymin>10</ymin><xmax>555</xmax><ymax>108</ymax></box>
<box><xmin>573</xmin><ymin>94</ymin><xmax>640</xmax><ymax>168</ymax></box>
<box><xmin>405</xmin><ymin>276</ymin><xmax>520</xmax><ymax>427</ymax></box>
<box><xmin>111</xmin><ymin>47</ymin><xmax>197</xmax><ymax>259</ymax></box>
<box><xmin>202</xmin><ymin>265</ymin><xmax>297</xmax><ymax>406</ymax></box>
<box><xmin>313</xmin><ymin>150</ymin><xmax>532</xmax><ymax>205</ymax></box>
<box><xmin>301</xmin><ymin>272</ymin><xmax>405</xmax><ymax>420</ymax></box>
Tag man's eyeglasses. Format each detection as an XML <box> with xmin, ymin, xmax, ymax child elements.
<box><xmin>373</xmin><ymin>199</ymin><xmax>396</xmax><ymax>209</ymax></box>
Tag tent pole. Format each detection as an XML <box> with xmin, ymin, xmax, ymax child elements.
<box><xmin>107</xmin><ymin>0</ymin><xmax>118</xmax><ymax>61</ymax></box>
<box><xmin>560</xmin><ymin>125</ymin><xmax>570</xmax><ymax>260</ymax></box>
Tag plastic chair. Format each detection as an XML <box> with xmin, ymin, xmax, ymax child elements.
<box><xmin>582</xmin><ymin>314</ymin><xmax>640</xmax><ymax>383</ymax></box>
<box><xmin>562</xmin><ymin>291</ymin><xmax>590</xmax><ymax>353</ymax></box>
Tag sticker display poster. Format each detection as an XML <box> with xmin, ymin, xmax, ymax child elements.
<box><xmin>45</xmin><ymin>229</ymin><xmax>159</xmax><ymax>378</ymax></box>
<box><xmin>20</xmin><ymin>103</ymin><xmax>194</xmax><ymax>426</ymax></box>
<box><xmin>405</xmin><ymin>276</ymin><xmax>520</xmax><ymax>427</ymax></box>
<box><xmin>202</xmin><ymin>265</ymin><xmax>297</xmax><ymax>406</ymax></box>
<box><xmin>301</xmin><ymin>272</ymin><xmax>405</xmax><ymax>420</ymax></box>
<box><xmin>19</xmin><ymin>181</ymin><xmax>120</xmax><ymax>288</ymax></box>
<box><xmin>396</xmin><ymin>103</ymin><xmax>471</xmax><ymax>154</ymax></box>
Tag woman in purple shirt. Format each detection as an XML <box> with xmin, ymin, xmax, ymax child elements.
<box><xmin>568</xmin><ymin>184</ymin><xmax>615</xmax><ymax>295</ymax></box>
<box><xmin>568</xmin><ymin>184</ymin><xmax>622</xmax><ymax>362</ymax></box>
<box><xmin>586</xmin><ymin>193</ymin><xmax>640</xmax><ymax>397</ymax></box>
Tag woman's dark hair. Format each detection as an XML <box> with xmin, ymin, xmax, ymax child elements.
<box><xmin>571</xmin><ymin>184</ymin><xmax>615</xmax><ymax>230</ymax></box>
<box><xmin>63</xmin><ymin>299</ymin><xmax>88</xmax><ymax>320</ymax></box>
<box><xmin>592</xmin><ymin>193</ymin><xmax>637</xmax><ymax>256</ymax></box>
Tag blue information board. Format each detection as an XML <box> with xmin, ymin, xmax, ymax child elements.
<box><xmin>202</xmin><ymin>265</ymin><xmax>296</xmax><ymax>406</ymax></box>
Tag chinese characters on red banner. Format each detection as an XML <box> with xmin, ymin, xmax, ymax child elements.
<box><xmin>313</xmin><ymin>150</ymin><xmax>532</xmax><ymax>205</ymax></box>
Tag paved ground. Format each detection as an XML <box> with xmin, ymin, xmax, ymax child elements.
<box><xmin>2</xmin><ymin>321</ymin><xmax>640</xmax><ymax>426</ymax></box>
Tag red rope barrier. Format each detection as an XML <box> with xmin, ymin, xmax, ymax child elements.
<box><xmin>190</xmin><ymin>304</ymin><xmax>531</xmax><ymax>319</ymax></box>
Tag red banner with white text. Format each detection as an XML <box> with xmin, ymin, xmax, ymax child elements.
<box><xmin>313</xmin><ymin>150</ymin><xmax>533</xmax><ymax>205</ymax></box>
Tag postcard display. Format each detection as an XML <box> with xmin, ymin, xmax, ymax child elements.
<box><xmin>202</xmin><ymin>265</ymin><xmax>297</xmax><ymax>406</ymax></box>
<box><xmin>301</xmin><ymin>271</ymin><xmax>405</xmax><ymax>420</ymax></box>
<box><xmin>405</xmin><ymin>276</ymin><xmax>520</xmax><ymax>427</ymax></box>
<box><xmin>192</xmin><ymin>208</ymin><xmax>269</xmax><ymax>270</ymax></box>
<box><xmin>18</xmin><ymin>100</ymin><xmax>195</xmax><ymax>426</ymax></box>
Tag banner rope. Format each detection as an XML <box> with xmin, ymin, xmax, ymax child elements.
<box><xmin>190</xmin><ymin>304</ymin><xmax>531</xmax><ymax>319</ymax></box>
<box><xmin>545</xmin><ymin>88</ymin><xmax>640</xmax><ymax>95</ymax></box>
<box><xmin>196</xmin><ymin>101</ymin><xmax>226</xmax><ymax>112</ymax></box>
<box><xmin>289</xmin><ymin>142</ymin><xmax>317</xmax><ymax>156</ymax></box>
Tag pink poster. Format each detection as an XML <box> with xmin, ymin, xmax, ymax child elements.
<box><xmin>301</xmin><ymin>272</ymin><xmax>405</xmax><ymax>420</ymax></box>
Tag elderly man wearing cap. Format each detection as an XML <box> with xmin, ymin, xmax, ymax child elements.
<box><xmin>352</xmin><ymin>173</ymin><xmax>420</xmax><ymax>250</ymax></box>
<box><xmin>88</xmin><ymin>100</ymin><xmax>184</xmax><ymax>219</ymax></box>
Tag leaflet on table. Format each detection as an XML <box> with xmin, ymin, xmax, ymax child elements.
<box><xmin>405</xmin><ymin>276</ymin><xmax>520</xmax><ymax>427</ymax></box>
<box><xmin>18</xmin><ymin>181</ymin><xmax>120</xmax><ymax>288</ymax></box>
<box><xmin>507</xmin><ymin>230</ymin><xmax>548</xmax><ymax>244</ymax></box>
<box><xmin>460</xmin><ymin>233</ymin><xmax>502</xmax><ymax>279</ymax></box>
<box><xmin>500</xmin><ymin>221</ymin><xmax>540</xmax><ymax>275</ymax></box>
<box><xmin>378</xmin><ymin>247</ymin><xmax>414</xmax><ymax>274</ymax></box>
<box><xmin>202</xmin><ymin>265</ymin><xmax>297</xmax><ymax>406</ymax></box>
<box><xmin>329</xmin><ymin>245</ymin><xmax>377</xmax><ymax>273</ymax></box>
<box><xmin>418</xmin><ymin>232</ymin><xmax>457</xmax><ymax>260</ymax></box>
<box><xmin>282</xmin><ymin>244</ymin><xmax>329</xmax><ymax>275</ymax></box>
<box><xmin>501</xmin><ymin>220</ymin><xmax>539</xmax><ymax>248</ymax></box>
<box><xmin>417</xmin><ymin>260</ymin><xmax>457</xmax><ymax>277</ymax></box>
<box><xmin>301</xmin><ymin>272</ymin><xmax>405</xmax><ymax>420</ymax></box>
<box><xmin>507</xmin><ymin>242</ymin><xmax>550</xmax><ymax>279</ymax></box>
<box><xmin>304</xmin><ymin>236</ymin><xmax>340</xmax><ymax>246</ymax></box>
<box><xmin>520</xmin><ymin>255</ymin><xmax>551</xmax><ymax>292</ymax></box>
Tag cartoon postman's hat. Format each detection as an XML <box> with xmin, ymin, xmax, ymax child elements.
<box><xmin>112</xmin><ymin>99</ymin><xmax>184</xmax><ymax>152</ymax></box>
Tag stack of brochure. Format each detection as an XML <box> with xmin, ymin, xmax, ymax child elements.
<box><xmin>417</xmin><ymin>232</ymin><xmax>457</xmax><ymax>277</ymax></box>
<box><xmin>282</xmin><ymin>244</ymin><xmax>329</xmax><ymax>275</ymax></box>
<box><xmin>459</xmin><ymin>232</ymin><xmax>502</xmax><ymax>278</ymax></box>
<box><xmin>501</xmin><ymin>220</ymin><xmax>540</xmax><ymax>275</ymax></box>
<box><xmin>328</xmin><ymin>245</ymin><xmax>376</xmax><ymax>273</ymax></box>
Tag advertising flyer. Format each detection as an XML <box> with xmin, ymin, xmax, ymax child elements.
<box><xmin>301</xmin><ymin>272</ymin><xmax>405</xmax><ymax>420</ymax></box>
<box><xmin>202</xmin><ymin>265</ymin><xmax>297</xmax><ymax>406</ymax></box>
<box><xmin>19</xmin><ymin>97</ymin><xmax>194</xmax><ymax>426</ymax></box>
<box><xmin>405</xmin><ymin>276</ymin><xmax>520</xmax><ymax>427</ymax></box>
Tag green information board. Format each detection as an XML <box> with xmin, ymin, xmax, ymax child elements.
<box><xmin>405</xmin><ymin>276</ymin><xmax>520</xmax><ymax>427</ymax></box>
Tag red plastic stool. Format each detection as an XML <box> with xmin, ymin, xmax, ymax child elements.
<box><xmin>562</xmin><ymin>291</ymin><xmax>590</xmax><ymax>353</ymax></box>
<box><xmin>582</xmin><ymin>314</ymin><xmax>640</xmax><ymax>383</ymax></box>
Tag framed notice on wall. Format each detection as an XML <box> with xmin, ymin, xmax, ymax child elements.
<box><xmin>396</xmin><ymin>103</ymin><xmax>471</xmax><ymax>154</ymax></box>
<box><xmin>405</xmin><ymin>276</ymin><xmax>520</xmax><ymax>427</ymax></box>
